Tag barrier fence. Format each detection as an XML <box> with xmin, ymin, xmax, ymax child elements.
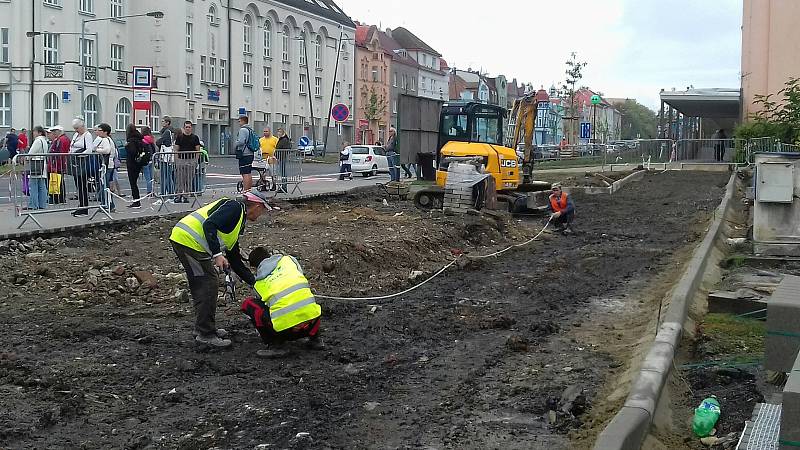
<box><xmin>148</xmin><ymin>150</ymin><xmax>207</xmax><ymax>212</ymax></box>
<box><xmin>270</xmin><ymin>149</ymin><xmax>304</xmax><ymax>195</ymax></box>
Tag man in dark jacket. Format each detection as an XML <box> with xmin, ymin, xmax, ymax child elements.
<box><xmin>275</xmin><ymin>128</ymin><xmax>291</xmax><ymax>192</ymax></box>
<box><xmin>6</xmin><ymin>128</ymin><xmax>19</xmax><ymax>160</ymax></box>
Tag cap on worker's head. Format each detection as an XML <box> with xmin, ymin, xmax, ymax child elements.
<box><xmin>242</xmin><ymin>191</ymin><xmax>270</xmax><ymax>207</ymax></box>
<box><xmin>551</xmin><ymin>183</ymin><xmax>562</xmax><ymax>190</ymax></box>
<box><xmin>48</xmin><ymin>125</ymin><xmax>64</xmax><ymax>132</ymax></box>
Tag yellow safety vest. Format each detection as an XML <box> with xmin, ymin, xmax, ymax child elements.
<box><xmin>253</xmin><ymin>256</ymin><xmax>321</xmax><ymax>332</ymax></box>
<box><xmin>169</xmin><ymin>198</ymin><xmax>245</xmax><ymax>255</ymax></box>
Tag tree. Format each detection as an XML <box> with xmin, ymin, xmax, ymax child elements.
<box><xmin>737</xmin><ymin>77</ymin><xmax>800</xmax><ymax>144</ymax></box>
<box><xmin>616</xmin><ymin>99</ymin><xmax>658</xmax><ymax>139</ymax></box>
<box><xmin>560</xmin><ymin>52</ymin><xmax>587</xmax><ymax>144</ymax></box>
<box><xmin>364</xmin><ymin>87</ymin><xmax>388</xmax><ymax>122</ymax></box>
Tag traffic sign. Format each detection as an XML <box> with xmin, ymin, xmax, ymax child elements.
<box><xmin>132</xmin><ymin>66</ymin><xmax>153</xmax><ymax>88</ymax></box>
<box><xmin>580</xmin><ymin>122</ymin><xmax>592</xmax><ymax>139</ymax></box>
<box><xmin>298</xmin><ymin>136</ymin><xmax>310</xmax><ymax>147</ymax></box>
<box><xmin>331</xmin><ymin>103</ymin><xmax>350</xmax><ymax>122</ymax></box>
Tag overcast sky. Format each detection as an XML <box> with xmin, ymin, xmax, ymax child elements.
<box><xmin>337</xmin><ymin>0</ymin><xmax>743</xmax><ymax>110</ymax></box>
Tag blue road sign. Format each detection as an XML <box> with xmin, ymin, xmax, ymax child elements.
<box><xmin>580</xmin><ymin>122</ymin><xmax>592</xmax><ymax>139</ymax></box>
<box><xmin>298</xmin><ymin>136</ymin><xmax>310</xmax><ymax>147</ymax></box>
<box><xmin>331</xmin><ymin>103</ymin><xmax>350</xmax><ymax>122</ymax></box>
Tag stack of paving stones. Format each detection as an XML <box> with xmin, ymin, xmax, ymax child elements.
<box><xmin>443</xmin><ymin>163</ymin><xmax>486</xmax><ymax>213</ymax></box>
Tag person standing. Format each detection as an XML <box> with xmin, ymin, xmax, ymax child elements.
<box><xmin>17</xmin><ymin>128</ymin><xmax>28</xmax><ymax>154</ymax></box>
<box><xmin>25</xmin><ymin>126</ymin><xmax>49</xmax><ymax>210</ymax></box>
<box><xmin>173</xmin><ymin>120</ymin><xmax>201</xmax><ymax>203</ymax></box>
<box><xmin>6</xmin><ymin>128</ymin><xmax>19</xmax><ymax>161</ymax></box>
<box><xmin>235</xmin><ymin>116</ymin><xmax>256</xmax><ymax>192</ymax></box>
<box><xmin>69</xmin><ymin>118</ymin><xmax>96</xmax><ymax>216</ymax></box>
<box><xmin>385</xmin><ymin>127</ymin><xmax>400</xmax><ymax>182</ymax></box>
<box><xmin>259</xmin><ymin>127</ymin><xmax>278</xmax><ymax>160</ymax></box>
<box><xmin>94</xmin><ymin>123</ymin><xmax>118</xmax><ymax>212</ymax></box>
<box><xmin>712</xmin><ymin>129</ymin><xmax>727</xmax><ymax>162</ymax></box>
<box><xmin>275</xmin><ymin>128</ymin><xmax>292</xmax><ymax>191</ymax></box>
<box><xmin>169</xmin><ymin>192</ymin><xmax>272</xmax><ymax>347</ymax></box>
<box><xmin>339</xmin><ymin>141</ymin><xmax>353</xmax><ymax>181</ymax></box>
<box><xmin>156</xmin><ymin>116</ymin><xmax>175</xmax><ymax>197</ymax></box>
<box><xmin>125</xmin><ymin>124</ymin><xmax>146</xmax><ymax>209</ymax></box>
<box><xmin>141</xmin><ymin>127</ymin><xmax>156</xmax><ymax>196</ymax></box>
<box><xmin>47</xmin><ymin>126</ymin><xmax>70</xmax><ymax>204</ymax></box>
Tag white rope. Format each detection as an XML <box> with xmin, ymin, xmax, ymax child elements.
<box><xmin>315</xmin><ymin>218</ymin><xmax>552</xmax><ymax>301</ymax></box>
<box><xmin>107</xmin><ymin>190</ymin><xmax>155</xmax><ymax>203</ymax></box>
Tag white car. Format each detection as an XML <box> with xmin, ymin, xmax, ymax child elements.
<box><xmin>348</xmin><ymin>145</ymin><xmax>389</xmax><ymax>177</ymax></box>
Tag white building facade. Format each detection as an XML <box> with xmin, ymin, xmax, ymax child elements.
<box><xmin>0</xmin><ymin>0</ymin><xmax>355</xmax><ymax>154</ymax></box>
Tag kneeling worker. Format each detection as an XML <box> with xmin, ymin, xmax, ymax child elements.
<box><xmin>242</xmin><ymin>247</ymin><xmax>324</xmax><ymax>357</ymax></box>
<box><xmin>170</xmin><ymin>192</ymin><xmax>271</xmax><ymax>347</ymax></box>
<box><xmin>548</xmin><ymin>183</ymin><xmax>575</xmax><ymax>234</ymax></box>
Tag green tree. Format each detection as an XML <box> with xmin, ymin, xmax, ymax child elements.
<box><xmin>616</xmin><ymin>99</ymin><xmax>658</xmax><ymax>139</ymax></box>
<box><xmin>736</xmin><ymin>77</ymin><xmax>800</xmax><ymax>144</ymax></box>
<box><xmin>560</xmin><ymin>52</ymin><xmax>588</xmax><ymax>144</ymax></box>
<box><xmin>364</xmin><ymin>87</ymin><xmax>388</xmax><ymax>122</ymax></box>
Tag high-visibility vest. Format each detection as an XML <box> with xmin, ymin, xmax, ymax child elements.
<box><xmin>549</xmin><ymin>192</ymin><xmax>569</xmax><ymax>213</ymax></box>
<box><xmin>169</xmin><ymin>198</ymin><xmax>244</xmax><ymax>254</ymax></box>
<box><xmin>253</xmin><ymin>256</ymin><xmax>321</xmax><ymax>332</ymax></box>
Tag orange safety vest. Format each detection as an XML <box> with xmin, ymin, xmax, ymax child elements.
<box><xmin>549</xmin><ymin>192</ymin><xmax>569</xmax><ymax>213</ymax></box>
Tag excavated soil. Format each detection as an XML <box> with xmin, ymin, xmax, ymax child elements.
<box><xmin>0</xmin><ymin>171</ymin><xmax>729</xmax><ymax>449</ymax></box>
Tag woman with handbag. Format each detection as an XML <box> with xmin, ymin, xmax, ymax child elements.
<box><xmin>25</xmin><ymin>126</ymin><xmax>49</xmax><ymax>210</ymax></box>
<box><xmin>69</xmin><ymin>118</ymin><xmax>96</xmax><ymax>216</ymax></box>
<box><xmin>125</xmin><ymin>124</ymin><xmax>146</xmax><ymax>209</ymax></box>
<box><xmin>94</xmin><ymin>123</ymin><xmax>118</xmax><ymax>212</ymax></box>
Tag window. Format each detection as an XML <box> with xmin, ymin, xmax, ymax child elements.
<box><xmin>44</xmin><ymin>92</ymin><xmax>59</xmax><ymax>127</ymax></box>
<box><xmin>43</xmin><ymin>33</ymin><xmax>59</xmax><ymax>64</ymax></box>
<box><xmin>80</xmin><ymin>37</ymin><xmax>94</xmax><ymax>67</ymax></box>
<box><xmin>314</xmin><ymin>77</ymin><xmax>321</xmax><ymax>96</ymax></box>
<box><xmin>200</xmin><ymin>56</ymin><xmax>206</xmax><ymax>81</ymax></box>
<box><xmin>299</xmin><ymin>73</ymin><xmax>307</xmax><ymax>95</ymax></box>
<box><xmin>220</xmin><ymin>59</ymin><xmax>226</xmax><ymax>84</ymax></box>
<box><xmin>185</xmin><ymin>22</ymin><xmax>193</xmax><ymax>50</ymax></box>
<box><xmin>243</xmin><ymin>62</ymin><xmax>252</xmax><ymax>85</ymax></box>
<box><xmin>421</xmin><ymin>77</ymin><xmax>427</xmax><ymax>91</ymax></box>
<box><xmin>280</xmin><ymin>114</ymin><xmax>289</xmax><ymax>124</ymax></box>
<box><xmin>1</xmin><ymin>28</ymin><xmax>9</xmax><ymax>64</ymax></box>
<box><xmin>393</xmin><ymin>98</ymin><xmax>398</xmax><ymax>114</ymax></box>
<box><xmin>393</xmin><ymin>72</ymin><xmax>397</xmax><ymax>87</ymax></box>
<box><xmin>474</xmin><ymin>115</ymin><xmax>502</xmax><ymax>144</ymax></box>
<box><xmin>210</xmin><ymin>57</ymin><xmax>216</xmax><ymax>83</ymax></box>
<box><xmin>402</xmin><ymin>73</ymin><xmax>407</xmax><ymax>90</ymax></box>
<box><xmin>314</xmin><ymin>35</ymin><xmax>322</xmax><ymax>68</ymax></box>
<box><xmin>265</xmin><ymin>113</ymin><xmax>271</xmax><ymax>125</ymax></box>
<box><xmin>43</xmin><ymin>0</ymin><xmax>60</xmax><ymax>6</ymax></box>
<box><xmin>299</xmin><ymin>34</ymin><xmax>306</xmax><ymax>66</ymax></box>
<box><xmin>150</xmin><ymin>101</ymin><xmax>161</xmax><ymax>130</ymax></box>
<box><xmin>263</xmin><ymin>66</ymin><xmax>271</xmax><ymax>89</ymax></box>
<box><xmin>263</xmin><ymin>20</ymin><xmax>271</xmax><ymax>58</ymax></box>
<box><xmin>110</xmin><ymin>44</ymin><xmax>124</xmax><ymax>71</ymax></box>
<box><xmin>372</xmin><ymin>67</ymin><xmax>378</xmax><ymax>82</ymax></box>
<box><xmin>0</xmin><ymin>92</ymin><xmax>10</xmax><ymax>127</ymax></box>
<box><xmin>115</xmin><ymin>97</ymin><xmax>131</xmax><ymax>131</ymax></box>
<box><xmin>281</xmin><ymin>70</ymin><xmax>289</xmax><ymax>92</ymax></box>
<box><xmin>208</xmin><ymin>6</ymin><xmax>217</xmax><ymax>25</ymax></box>
<box><xmin>347</xmin><ymin>83</ymin><xmax>352</xmax><ymax>99</ymax></box>
<box><xmin>282</xmin><ymin>26</ymin><xmax>290</xmax><ymax>62</ymax></box>
<box><xmin>243</xmin><ymin>15</ymin><xmax>252</xmax><ymax>54</ymax></box>
<box><xmin>84</xmin><ymin>94</ymin><xmax>99</xmax><ymax>129</ymax></box>
<box><xmin>186</xmin><ymin>73</ymin><xmax>193</xmax><ymax>97</ymax></box>
<box><xmin>335</xmin><ymin>81</ymin><xmax>340</xmax><ymax>97</ymax></box>
<box><xmin>110</xmin><ymin>0</ymin><xmax>124</xmax><ymax>19</ymax></box>
<box><xmin>411</xmin><ymin>77</ymin><xmax>416</xmax><ymax>91</ymax></box>
<box><xmin>79</xmin><ymin>0</ymin><xmax>93</xmax><ymax>14</ymax></box>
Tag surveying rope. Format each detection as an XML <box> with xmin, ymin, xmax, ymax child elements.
<box><xmin>314</xmin><ymin>218</ymin><xmax>552</xmax><ymax>301</ymax></box>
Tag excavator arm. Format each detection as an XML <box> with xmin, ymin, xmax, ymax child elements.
<box><xmin>510</xmin><ymin>94</ymin><xmax>539</xmax><ymax>185</ymax></box>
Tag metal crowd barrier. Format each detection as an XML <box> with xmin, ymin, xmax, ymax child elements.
<box><xmin>150</xmin><ymin>150</ymin><xmax>207</xmax><ymax>212</ymax></box>
<box><xmin>10</xmin><ymin>151</ymin><xmax>111</xmax><ymax>229</ymax></box>
<box><xmin>272</xmin><ymin>148</ymin><xmax>304</xmax><ymax>195</ymax></box>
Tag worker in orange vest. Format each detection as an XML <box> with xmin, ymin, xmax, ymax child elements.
<box><xmin>548</xmin><ymin>183</ymin><xmax>575</xmax><ymax>235</ymax></box>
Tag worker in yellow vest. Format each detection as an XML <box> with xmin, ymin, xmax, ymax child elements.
<box><xmin>241</xmin><ymin>246</ymin><xmax>324</xmax><ymax>357</ymax></box>
<box><xmin>170</xmin><ymin>191</ymin><xmax>271</xmax><ymax>347</ymax></box>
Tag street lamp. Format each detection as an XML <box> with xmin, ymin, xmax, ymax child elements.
<box><xmin>79</xmin><ymin>11</ymin><xmax>164</xmax><ymax>118</ymax></box>
<box><xmin>293</xmin><ymin>36</ymin><xmax>317</xmax><ymax>154</ymax></box>
<box><xmin>322</xmin><ymin>30</ymin><xmax>354</xmax><ymax>157</ymax></box>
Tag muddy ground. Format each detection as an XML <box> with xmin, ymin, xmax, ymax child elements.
<box><xmin>0</xmin><ymin>171</ymin><xmax>729</xmax><ymax>450</ymax></box>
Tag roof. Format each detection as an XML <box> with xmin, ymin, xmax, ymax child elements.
<box><xmin>660</xmin><ymin>88</ymin><xmax>741</xmax><ymax>118</ymax></box>
<box><xmin>355</xmin><ymin>24</ymin><xmax>370</xmax><ymax>46</ymax></box>
<box><xmin>440</xmin><ymin>58</ymin><xmax>449</xmax><ymax>71</ymax></box>
<box><xmin>389</xmin><ymin>27</ymin><xmax>442</xmax><ymax>57</ymax></box>
<box><xmin>275</xmin><ymin>0</ymin><xmax>355</xmax><ymax>28</ymax></box>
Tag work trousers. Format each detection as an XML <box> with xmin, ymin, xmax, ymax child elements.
<box><xmin>241</xmin><ymin>296</ymin><xmax>321</xmax><ymax>345</ymax></box>
<box><xmin>171</xmin><ymin>241</ymin><xmax>219</xmax><ymax>337</ymax></box>
<box><xmin>552</xmin><ymin>210</ymin><xmax>575</xmax><ymax>228</ymax></box>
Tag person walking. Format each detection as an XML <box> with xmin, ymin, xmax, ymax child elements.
<box><xmin>173</xmin><ymin>120</ymin><xmax>201</xmax><ymax>203</ymax></box>
<box><xmin>47</xmin><ymin>126</ymin><xmax>69</xmax><ymax>204</ymax></box>
<box><xmin>235</xmin><ymin>116</ymin><xmax>257</xmax><ymax>192</ymax></box>
<box><xmin>156</xmin><ymin>116</ymin><xmax>175</xmax><ymax>197</ymax></box>
<box><xmin>124</xmin><ymin>124</ymin><xmax>146</xmax><ymax>209</ymax></box>
<box><xmin>69</xmin><ymin>118</ymin><xmax>96</xmax><ymax>217</ymax></box>
<box><xmin>169</xmin><ymin>192</ymin><xmax>272</xmax><ymax>347</ymax></box>
<box><xmin>275</xmin><ymin>128</ymin><xmax>292</xmax><ymax>192</ymax></box>
<box><xmin>6</xmin><ymin>128</ymin><xmax>19</xmax><ymax>161</ymax></box>
<box><xmin>94</xmin><ymin>123</ymin><xmax>118</xmax><ymax>212</ymax></box>
<box><xmin>385</xmin><ymin>127</ymin><xmax>400</xmax><ymax>182</ymax></box>
<box><xmin>141</xmin><ymin>127</ymin><xmax>156</xmax><ymax>196</ymax></box>
<box><xmin>25</xmin><ymin>126</ymin><xmax>49</xmax><ymax>210</ymax></box>
<box><xmin>339</xmin><ymin>141</ymin><xmax>353</xmax><ymax>181</ymax></box>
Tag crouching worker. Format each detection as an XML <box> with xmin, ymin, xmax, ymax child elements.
<box><xmin>242</xmin><ymin>246</ymin><xmax>324</xmax><ymax>357</ymax></box>
<box><xmin>548</xmin><ymin>183</ymin><xmax>575</xmax><ymax>235</ymax></box>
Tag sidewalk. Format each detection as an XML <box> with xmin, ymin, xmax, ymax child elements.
<box><xmin>0</xmin><ymin>173</ymin><xmax>390</xmax><ymax>240</ymax></box>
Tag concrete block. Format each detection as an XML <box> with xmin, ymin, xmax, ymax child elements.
<box><xmin>766</xmin><ymin>276</ymin><xmax>800</xmax><ymax>372</ymax></box>
<box><xmin>593</xmin><ymin>407</ymin><xmax>650</xmax><ymax>450</ymax></box>
<box><xmin>781</xmin><ymin>367</ymin><xmax>800</xmax><ymax>447</ymax></box>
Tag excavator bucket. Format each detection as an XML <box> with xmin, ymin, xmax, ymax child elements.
<box><xmin>511</xmin><ymin>94</ymin><xmax>539</xmax><ymax>184</ymax></box>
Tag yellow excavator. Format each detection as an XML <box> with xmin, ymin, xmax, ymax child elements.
<box><xmin>413</xmin><ymin>93</ymin><xmax>550</xmax><ymax>212</ymax></box>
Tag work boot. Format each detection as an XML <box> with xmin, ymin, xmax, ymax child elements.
<box><xmin>306</xmin><ymin>337</ymin><xmax>325</xmax><ymax>350</ymax></box>
<box><xmin>193</xmin><ymin>328</ymin><xmax>229</xmax><ymax>339</ymax></box>
<box><xmin>195</xmin><ymin>334</ymin><xmax>232</xmax><ymax>348</ymax></box>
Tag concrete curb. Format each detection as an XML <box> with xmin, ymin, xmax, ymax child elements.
<box><xmin>0</xmin><ymin>185</ymin><xmax>377</xmax><ymax>241</ymax></box>
<box><xmin>593</xmin><ymin>172</ymin><xmax>738</xmax><ymax>450</ymax></box>
<box><xmin>566</xmin><ymin>169</ymin><xmax>647</xmax><ymax>195</ymax></box>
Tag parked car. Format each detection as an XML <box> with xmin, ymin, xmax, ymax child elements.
<box><xmin>297</xmin><ymin>140</ymin><xmax>323</xmax><ymax>157</ymax></box>
<box><xmin>348</xmin><ymin>145</ymin><xmax>389</xmax><ymax>177</ymax></box>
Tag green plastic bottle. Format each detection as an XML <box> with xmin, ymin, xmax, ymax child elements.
<box><xmin>692</xmin><ymin>396</ymin><xmax>721</xmax><ymax>437</ymax></box>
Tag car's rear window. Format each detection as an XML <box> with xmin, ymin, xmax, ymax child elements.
<box><xmin>351</xmin><ymin>147</ymin><xmax>369</xmax><ymax>154</ymax></box>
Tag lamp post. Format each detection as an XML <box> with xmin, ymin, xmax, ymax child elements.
<box><xmin>590</xmin><ymin>94</ymin><xmax>601</xmax><ymax>144</ymax></box>
<box><xmin>294</xmin><ymin>36</ymin><xmax>316</xmax><ymax>155</ymax></box>
<box><xmin>79</xmin><ymin>11</ymin><xmax>164</xmax><ymax>119</ymax></box>
<box><xmin>322</xmin><ymin>30</ymin><xmax>354</xmax><ymax>157</ymax></box>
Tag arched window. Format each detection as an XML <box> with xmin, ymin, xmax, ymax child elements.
<box><xmin>208</xmin><ymin>5</ymin><xmax>217</xmax><ymax>24</ymax></box>
<box><xmin>84</xmin><ymin>94</ymin><xmax>99</xmax><ymax>129</ymax></box>
<box><xmin>115</xmin><ymin>97</ymin><xmax>131</xmax><ymax>132</ymax></box>
<box><xmin>44</xmin><ymin>92</ymin><xmax>59</xmax><ymax>128</ymax></box>
<box><xmin>243</xmin><ymin>14</ymin><xmax>252</xmax><ymax>54</ymax></box>
<box><xmin>150</xmin><ymin>101</ymin><xmax>161</xmax><ymax>131</ymax></box>
<box><xmin>263</xmin><ymin>20</ymin><xmax>271</xmax><ymax>58</ymax></box>
<box><xmin>299</xmin><ymin>32</ymin><xmax>307</xmax><ymax>66</ymax></box>
<box><xmin>282</xmin><ymin>26</ymin><xmax>290</xmax><ymax>62</ymax></box>
<box><xmin>314</xmin><ymin>35</ymin><xmax>322</xmax><ymax>69</ymax></box>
